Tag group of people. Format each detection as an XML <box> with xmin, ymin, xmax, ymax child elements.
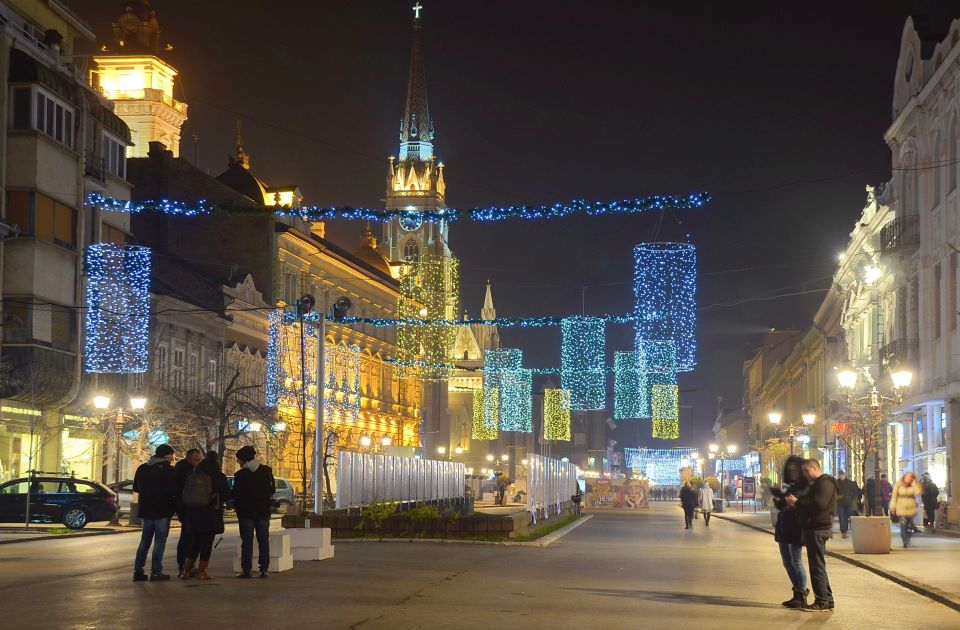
<box><xmin>678</xmin><ymin>480</ymin><xmax>716</xmax><ymax>528</ymax></box>
<box><xmin>651</xmin><ymin>487</ymin><xmax>679</xmax><ymax>501</ymax></box>
<box><xmin>132</xmin><ymin>444</ymin><xmax>277</xmax><ymax>582</ymax></box>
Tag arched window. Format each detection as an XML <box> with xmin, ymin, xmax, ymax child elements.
<box><xmin>949</xmin><ymin>116</ymin><xmax>958</xmax><ymax>193</ymax></box>
<box><xmin>403</xmin><ymin>239</ymin><xmax>420</xmax><ymax>261</ymax></box>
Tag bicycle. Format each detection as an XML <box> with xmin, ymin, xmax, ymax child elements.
<box><xmin>571</xmin><ymin>493</ymin><xmax>583</xmax><ymax>517</ymax></box>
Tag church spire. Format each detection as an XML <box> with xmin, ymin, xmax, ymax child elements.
<box><xmin>481</xmin><ymin>280</ymin><xmax>496</xmax><ymax>320</ymax></box>
<box><xmin>231</xmin><ymin>119</ymin><xmax>250</xmax><ymax>170</ymax></box>
<box><xmin>399</xmin><ymin>2</ymin><xmax>434</xmax><ymax>162</ymax></box>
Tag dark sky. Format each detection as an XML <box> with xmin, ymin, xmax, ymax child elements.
<box><xmin>68</xmin><ymin>1</ymin><xmax>958</xmax><ymax>449</ymax></box>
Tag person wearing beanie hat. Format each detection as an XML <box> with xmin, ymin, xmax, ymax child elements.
<box><xmin>233</xmin><ymin>445</ymin><xmax>275</xmax><ymax>578</ymax></box>
<box><xmin>132</xmin><ymin>444</ymin><xmax>177</xmax><ymax>582</ymax></box>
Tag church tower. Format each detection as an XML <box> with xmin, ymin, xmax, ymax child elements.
<box><xmin>91</xmin><ymin>1</ymin><xmax>188</xmax><ymax>157</ymax></box>
<box><xmin>383</xmin><ymin>3</ymin><xmax>450</xmax><ymax>265</ymax></box>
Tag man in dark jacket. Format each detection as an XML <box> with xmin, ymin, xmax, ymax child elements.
<box><xmin>921</xmin><ymin>473</ymin><xmax>940</xmax><ymax>527</ymax></box>
<box><xmin>174</xmin><ymin>448</ymin><xmax>203</xmax><ymax>577</ymax></box>
<box><xmin>132</xmin><ymin>444</ymin><xmax>178</xmax><ymax>581</ymax></box>
<box><xmin>786</xmin><ymin>458</ymin><xmax>837</xmax><ymax>612</ymax></box>
<box><xmin>835</xmin><ymin>471</ymin><xmax>861</xmax><ymax>539</ymax></box>
<box><xmin>233</xmin><ymin>445</ymin><xmax>276</xmax><ymax>578</ymax></box>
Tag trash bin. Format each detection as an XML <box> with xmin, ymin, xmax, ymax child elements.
<box><xmin>714</xmin><ymin>498</ymin><xmax>724</xmax><ymax>513</ymax></box>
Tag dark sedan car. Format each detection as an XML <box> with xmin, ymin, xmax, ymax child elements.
<box><xmin>0</xmin><ymin>476</ymin><xmax>118</xmax><ymax>529</ymax></box>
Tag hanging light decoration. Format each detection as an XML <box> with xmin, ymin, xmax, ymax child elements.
<box><xmin>633</xmin><ymin>243</ymin><xmax>697</xmax><ymax>372</ymax></box>
<box><xmin>624</xmin><ymin>447</ymin><xmax>699</xmax><ymax>485</ymax></box>
<box><xmin>614</xmin><ymin>351</ymin><xmax>647</xmax><ymax>420</ymax></box>
<box><xmin>471</xmin><ymin>388</ymin><xmax>498</xmax><ymax>440</ymax></box>
<box><xmin>499</xmin><ymin>368</ymin><xmax>532</xmax><ymax>432</ymax></box>
<box><xmin>395</xmin><ymin>255</ymin><xmax>459</xmax><ymax>380</ymax></box>
<box><xmin>543</xmin><ymin>388</ymin><xmax>572</xmax><ymax>441</ymax></box>
<box><xmin>650</xmin><ymin>382</ymin><xmax>680</xmax><ymax>439</ymax></box>
<box><xmin>561</xmin><ymin>317</ymin><xmax>606</xmax><ymax>411</ymax></box>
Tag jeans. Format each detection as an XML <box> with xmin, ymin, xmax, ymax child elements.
<box><xmin>176</xmin><ymin>517</ymin><xmax>193</xmax><ymax>572</ymax></box>
<box><xmin>682</xmin><ymin>507</ymin><xmax>694</xmax><ymax>528</ymax></box>
<box><xmin>239</xmin><ymin>517</ymin><xmax>271</xmax><ymax>573</ymax></box>
<box><xmin>803</xmin><ymin>529</ymin><xmax>834</xmax><ymax>606</ymax></box>
<box><xmin>778</xmin><ymin>542</ymin><xmax>807</xmax><ymax>590</ymax></box>
<box><xmin>837</xmin><ymin>503</ymin><xmax>855</xmax><ymax>534</ymax></box>
<box><xmin>882</xmin><ymin>500</ymin><xmax>890</xmax><ymax>516</ymax></box>
<box><xmin>923</xmin><ymin>503</ymin><xmax>937</xmax><ymax>527</ymax></box>
<box><xmin>135</xmin><ymin>517</ymin><xmax>171</xmax><ymax>576</ymax></box>
<box><xmin>898</xmin><ymin>516</ymin><xmax>915</xmax><ymax>547</ymax></box>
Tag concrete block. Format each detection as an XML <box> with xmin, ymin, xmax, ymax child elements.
<box><xmin>292</xmin><ymin>545</ymin><xmax>335</xmax><ymax>561</ymax></box>
<box><xmin>233</xmin><ymin>552</ymin><xmax>293</xmax><ymax>573</ymax></box>
<box><xmin>286</xmin><ymin>527</ymin><xmax>331</xmax><ymax>548</ymax></box>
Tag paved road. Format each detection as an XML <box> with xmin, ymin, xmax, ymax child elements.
<box><xmin>0</xmin><ymin>504</ymin><xmax>956</xmax><ymax>629</ymax></box>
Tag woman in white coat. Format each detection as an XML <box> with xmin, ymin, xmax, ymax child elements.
<box><xmin>699</xmin><ymin>482</ymin><xmax>716</xmax><ymax>526</ymax></box>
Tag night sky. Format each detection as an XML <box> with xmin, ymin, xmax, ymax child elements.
<box><xmin>68</xmin><ymin>1</ymin><xmax>959</xmax><ymax>449</ymax></box>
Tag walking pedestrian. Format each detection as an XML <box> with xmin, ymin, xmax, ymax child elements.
<box><xmin>880</xmin><ymin>474</ymin><xmax>893</xmax><ymax>515</ymax></box>
<box><xmin>174</xmin><ymin>448</ymin><xmax>203</xmax><ymax>578</ymax></box>
<box><xmin>771</xmin><ymin>455</ymin><xmax>809</xmax><ymax>609</ymax></box>
<box><xmin>132</xmin><ymin>444</ymin><xmax>178</xmax><ymax>582</ymax></box>
<box><xmin>233</xmin><ymin>445</ymin><xmax>276</xmax><ymax>578</ymax></box>
<box><xmin>180</xmin><ymin>451</ymin><xmax>230</xmax><ymax>580</ymax></box>
<box><xmin>698</xmin><ymin>480</ymin><xmax>715</xmax><ymax>527</ymax></box>
<box><xmin>890</xmin><ymin>471</ymin><xmax>922</xmax><ymax>548</ymax></box>
<box><xmin>835</xmin><ymin>471</ymin><xmax>861</xmax><ymax>539</ymax></box>
<box><xmin>679</xmin><ymin>481</ymin><xmax>697</xmax><ymax>529</ymax></box>
<box><xmin>921</xmin><ymin>473</ymin><xmax>940</xmax><ymax>528</ymax></box>
<box><xmin>786</xmin><ymin>458</ymin><xmax>837</xmax><ymax>612</ymax></box>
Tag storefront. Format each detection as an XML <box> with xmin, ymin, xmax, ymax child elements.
<box><xmin>61</xmin><ymin>415</ymin><xmax>101</xmax><ymax>481</ymax></box>
<box><xmin>0</xmin><ymin>406</ymin><xmax>45</xmax><ymax>482</ymax></box>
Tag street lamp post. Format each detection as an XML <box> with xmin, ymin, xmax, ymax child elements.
<box><xmin>768</xmin><ymin>410</ymin><xmax>816</xmax><ymax>456</ymax></box>
<box><xmin>94</xmin><ymin>393</ymin><xmax>147</xmax><ymax>526</ymax></box>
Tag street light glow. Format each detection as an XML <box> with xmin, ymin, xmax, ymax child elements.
<box><xmin>454</xmin><ymin>447</ymin><xmax>463</xmax><ymax>455</ymax></box>
<box><xmin>486</xmin><ymin>454</ymin><xmax>494</xmax><ymax>462</ymax></box>
<box><xmin>129</xmin><ymin>395</ymin><xmax>147</xmax><ymax>410</ymax></box>
<box><xmin>891</xmin><ymin>369</ymin><xmax>913</xmax><ymax>390</ymax></box>
<box><xmin>381</xmin><ymin>436</ymin><xmax>392</xmax><ymax>447</ymax></box>
<box><xmin>802</xmin><ymin>412</ymin><xmax>816</xmax><ymax>425</ymax></box>
<box><xmin>93</xmin><ymin>395</ymin><xmax>111</xmax><ymax>410</ymax></box>
<box><xmin>768</xmin><ymin>411</ymin><xmax>782</xmax><ymax>425</ymax></box>
<box><xmin>437</xmin><ymin>446</ymin><xmax>446</xmax><ymax>455</ymax></box>
<box><xmin>708</xmin><ymin>443</ymin><xmax>718</xmax><ymax>453</ymax></box>
<box><xmin>726</xmin><ymin>444</ymin><xmax>737</xmax><ymax>454</ymax></box>
<box><xmin>837</xmin><ymin>368</ymin><xmax>858</xmax><ymax>390</ymax></box>
<box><xmin>359</xmin><ymin>436</ymin><xmax>372</xmax><ymax>447</ymax></box>
<box><xmin>501</xmin><ymin>454</ymin><xmax>509</xmax><ymax>461</ymax></box>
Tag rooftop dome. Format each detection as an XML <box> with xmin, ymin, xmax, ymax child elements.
<box><xmin>354</xmin><ymin>226</ymin><xmax>392</xmax><ymax>276</ymax></box>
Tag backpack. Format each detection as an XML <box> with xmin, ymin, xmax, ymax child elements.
<box><xmin>182</xmin><ymin>468</ymin><xmax>214</xmax><ymax>507</ymax></box>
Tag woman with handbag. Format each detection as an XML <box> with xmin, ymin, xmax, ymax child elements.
<box><xmin>889</xmin><ymin>471</ymin><xmax>922</xmax><ymax>548</ymax></box>
<box><xmin>180</xmin><ymin>451</ymin><xmax>230</xmax><ymax>580</ymax></box>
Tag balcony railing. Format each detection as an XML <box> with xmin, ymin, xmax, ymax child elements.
<box><xmin>880</xmin><ymin>216</ymin><xmax>920</xmax><ymax>256</ymax></box>
<box><xmin>879</xmin><ymin>338</ymin><xmax>919</xmax><ymax>373</ymax></box>
<box><xmin>84</xmin><ymin>151</ymin><xmax>105</xmax><ymax>184</ymax></box>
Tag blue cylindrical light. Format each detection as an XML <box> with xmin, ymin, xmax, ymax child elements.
<box><xmin>633</xmin><ymin>242</ymin><xmax>696</xmax><ymax>372</ymax></box>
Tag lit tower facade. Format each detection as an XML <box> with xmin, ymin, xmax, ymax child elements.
<box><xmin>91</xmin><ymin>1</ymin><xmax>187</xmax><ymax>157</ymax></box>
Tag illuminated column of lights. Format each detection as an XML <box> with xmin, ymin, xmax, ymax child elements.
<box><xmin>543</xmin><ymin>388</ymin><xmax>572</xmax><ymax>441</ymax></box>
<box><xmin>637</xmin><ymin>340</ymin><xmax>677</xmax><ymax>374</ymax></box>
<box><xmin>84</xmin><ymin>243</ymin><xmax>152</xmax><ymax>373</ymax></box>
<box><xmin>325</xmin><ymin>344</ymin><xmax>362</xmax><ymax>424</ymax></box>
<box><xmin>396</xmin><ymin>255</ymin><xmax>460</xmax><ymax>380</ymax></box>
<box><xmin>651</xmin><ymin>382</ymin><xmax>680</xmax><ymax>439</ymax></box>
<box><xmin>633</xmin><ymin>242</ymin><xmax>697</xmax><ymax>372</ymax></box>
<box><xmin>483</xmin><ymin>348</ymin><xmax>522</xmax><ymax>430</ymax></box>
<box><xmin>624</xmin><ymin>447</ymin><xmax>698</xmax><ymax>485</ymax></box>
<box><xmin>475</xmin><ymin>387</ymin><xmax>500</xmax><ymax>440</ymax></box>
<box><xmin>614</xmin><ymin>351</ymin><xmax>647</xmax><ymax>419</ymax></box>
<box><xmin>561</xmin><ymin>317</ymin><xmax>606</xmax><ymax>411</ymax></box>
<box><xmin>499</xmin><ymin>368</ymin><xmax>532</xmax><ymax>432</ymax></box>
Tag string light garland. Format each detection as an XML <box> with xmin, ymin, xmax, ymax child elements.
<box><xmin>651</xmin><ymin>382</ymin><xmax>680</xmax><ymax>439</ymax></box>
<box><xmin>482</xmin><ymin>387</ymin><xmax>501</xmax><ymax>440</ymax></box>
<box><xmin>614</xmin><ymin>351</ymin><xmax>647</xmax><ymax>420</ymax></box>
<box><xmin>87</xmin><ymin>191</ymin><xmax>711</xmax><ymax>224</ymax></box>
<box><xmin>561</xmin><ymin>317</ymin><xmax>606</xmax><ymax>411</ymax></box>
<box><xmin>543</xmin><ymin>388</ymin><xmax>572</xmax><ymax>441</ymax></box>
<box><xmin>634</xmin><ymin>242</ymin><xmax>697</xmax><ymax>372</ymax></box>
<box><xmin>339</xmin><ymin>313</ymin><xmax>637</xmax><ymax>327</ymax></box>
<box><xmin>624</xmin><ymin>447</ymin><xmax>699</xmax><ymax>486</ymax></box>
<box><xmin>716</xmin><ymin>457</ymin><xmax>747</xmax><ymax>472</ymax></box>
<box><xmin>84</xmin><ymin>243</ymin><xmax>151</xmax><ymax>373</ymax></box>
<box><xmin>395</xmin><ymin>255</ymin><xmax>460</xmax><ymax>380</ymax></box>
<box><xmin>471</xmin><ymin>388</ymin><xmax>498</xmax><ymax>440</ymax></box>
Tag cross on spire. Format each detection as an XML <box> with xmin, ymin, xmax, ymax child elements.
<box><xmin>412</xmin><ymin>3</ymin><xmax>423</xmax><ymax>20</ymax></box>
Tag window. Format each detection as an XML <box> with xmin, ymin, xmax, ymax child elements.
<box><xmin>101</xmin><ymin>222</ymin><xmax>127</xmax><ymax>245</ymax></box>
<box><xmin>934</xmin><ymin>263</ymin><xmax>942</xmax><ymax>339</ymax></box>
<box><xmin>5</xmin><ymin>190</ymin><xmax>76</xmax><ymax>248</ymax></box>
<box><xmin>156</xmin><ymin>344</ymin><xmax>169</xmax><ymax>382</ymax></box>
<box><xmin>173</xmin><ymin>347</ymin><xmax>185</xmax><ymax>389</ymax></box>
<box><xmin>102</xmin><ymin>132</ymin><xmax>126</xmax><ymax>179</ymax></box>
<box><xmin>8</xmin><ymin>86</ymin><xmax>75</xmax><ymax>149</ymax></box>
<box><xmin>207</xmin><ymin>359</ymin><xmax>218</xmax><ymax>394</ymax></box>
<box><xmin>403</xmin><ymin>239</ymin><xmax>420</xmax><ymax>261</ymax></box>
<box><xmin>188</xmin><ymin>353</ymin><xmax>199</xmax><ymax>391</ymax></box>
<box><xmin>933</xmin><ymin>139</ymin><xmax>941</xmax><ymax>207</ymax></box>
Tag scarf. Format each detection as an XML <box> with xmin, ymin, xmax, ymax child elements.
<box><xmin>147</xmin><ymin>456</ymin><xmax>168</xmax><ymax>466</ymax></box>
<box><xmin>243</xmin><ymin>458</ymin><xmax>261</xmax><ymax>473</ymax></box>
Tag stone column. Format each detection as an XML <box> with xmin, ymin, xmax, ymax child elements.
<box><xmin>949</xmin><ymin>399</ymin><xmax>960</xmax><ymax>527</ymax></box>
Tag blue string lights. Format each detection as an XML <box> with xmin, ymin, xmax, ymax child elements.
<box><xmin>624</xmin><ymin>447</ymin><xmax>699</xmax><ymax>486</ymax></box>
<box><xmin>561</xmin><ymin>317</ymin><xmax>606</xmax><ymax>411</ymax></box>
<box><xmin>543</xmin><ymin>388</ymin><xmax>572</xmax><ymax>441</ymax></box>
<box><xmin>84</xmin><ymin>243</ymin><xmax>151</xmax><ymax>374</ymax></box>
<box><xmin>614</xmin><ymin>351</ymin><xmax>648</xmax><ymax>420</ymax></box>
<box><xmin>87</xmin><ymin>191</ymin><xmax>711</xmax><ymax>224</ymax></box>
<box><xmin>482</xmin><ymin>349</ymin><xmax>531</xmax><ymax>432</ymax></box>
<box><xmin>638</xmin><ymin>340</ymin><xmax>677</xmax><ymax>374</ymax></box>
<box><xmin>634</xmin><ymin>242</ymin><xmax>697</xmax><ymax>372</ymax></box>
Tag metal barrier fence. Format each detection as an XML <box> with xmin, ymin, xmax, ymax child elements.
<box><xmin>527</xmin><ymin>453</ymin><xmax>578</xmax><ymax>523</ymax></box>
<box><xmin>335</xmin><ymin>451</ymin><xmax>465</xmax><ymax>509</ymax></box>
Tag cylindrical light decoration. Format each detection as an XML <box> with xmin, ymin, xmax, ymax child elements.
<box><xmin>634</xmin><ymin>243</ymin><xmax>696</xmax><ymax>372</ymax></box>
<box><xmin>500</xmin><ymin>368</ymin><xmax>532</xmax><ymax>432</ymax></box>
<box><xmin>637</xmin><ymin>340</ymin><xmax>677</xmax><ymax>374</ymax></box>
<box><xmin>543</xmin><ymin>388</ymin><xmax>572</xmax><ymax>441</ymax></box>
<box><xmin>472</xmin><ymin>388</ymin><xmax>498</xmax><ymax>440</ymax></box>
<box><xmin>651</xmin><ymin>380</ymin><xmax>680</xmax><ymax>439</ymax></box>
<box><xmin>561</xmin><ymin>317</ymin><xmax>606</xmax><ymax>411</ymax></box>
<box><xmin>614</xmin><ymin>351</ymin><xmax>647</xmax><ymax>419</ymax></box>
<box><xmin>396</xmin><ymin>255</ymin><xmax>460</xmax><ymax>381</ymax></box>
<box><xmin>84</xmin><ymin>243</ymin><xmax>151</xmax><ymax>373</ymax></box>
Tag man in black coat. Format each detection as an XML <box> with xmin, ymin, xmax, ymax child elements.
<box><xmin>835</xmin><ymin>471</ymin><xmax>861</xmax><ymax>539</ymax></box>
<box><xmin>132</xmin><ymin>444</ymin><xmax>178</xmax><ymax>581</ymax></box>
<box><xmin>233</xmin><ymin>445</ymin><xmax>276</xmax><ymax>578</ymax></box>
<box><xmin>174</xmin><ymin>448</ymin><xmax>203</xmax><ymax>577</ymax></box>
<box><xmin>787</xmin><ymin>458</ymin><xmax>838</xmax><ymax>612</ymax></box>
<box><xmin>921</xmin><ymin>473</ymin><xmax>940</xmax><ymax>527</ymax></box>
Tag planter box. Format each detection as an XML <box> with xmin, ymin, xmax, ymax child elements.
<box><xmin>851</xmin><ymin>516</ymin><xmax>891</xmax><ymax>554</ymax></box>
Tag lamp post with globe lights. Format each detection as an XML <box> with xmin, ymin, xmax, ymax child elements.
<box><xmin>835</xmin><ymin>365</ymin><xmax>913</xmax><ymax>517</ymax></box>
<box><xmin>93</xmin><ymin>392</ymin><xmax>147</xmax><ymax>525</ymax></box>
<box><xmin>767</xmin><ymin>409</ymin><xmax>817</xmax><ymax>456</ymax></box>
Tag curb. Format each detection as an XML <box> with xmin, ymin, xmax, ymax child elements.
<box><xmin>333</xmin><ymin>515</ymin><xmax>592</xmax><ymax>548</ymax></box>
<box><xmin>712</xmin><ymin>513</ymin><xmax>960</xmax><ymax>613</ymax></box>
<box><xmin>0</xmin><ymin>527</ymin><xmax>139</xmax><ymax>545</ymax></box>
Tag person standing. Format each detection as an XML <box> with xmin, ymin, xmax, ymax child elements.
<box><xmin>835</xmin><ymin>471</ymin><xmax>861</xmax><ymax>539</ymax></box>
<box><xmin>174</xmin><ymin>448</ymin><xmax>203</xmax><ymax>578</ymax></box>
<box><xmin>890</xmin><ymin>471</ymin><xmax>922</xmax><ymax>548</ymax></box>
<box><xmin>180</xmin><ymin>451</ymin><xmax>230</xmax><ymax>580</ymax></box>
<box><xmin>787</xmin><ymin>459</ymin><xmax>837</xmax><ymax>612</ymax></box>
<box><xmin>132</xmin><ymin>444</ymin><xmax>178</xmax><ymax>582</ymax></box>
<box><xmin>880</xmin><ymin>474</ymin><xmax>894</xmax><ymax>515</ymax></box>
<box><xmin>679</xmin><ymin>481</ymin><xmax>697</xmax><ymax>529</ymax></box>
<box><xmin>233</xmin><ymin>445</ymin><xmax>276</xmax><ymax>578</ymax></box>
<box><xmin>698</xmin><ymin>481</ymin><xmax>715</xmax><ymax>527</ymax></box>
<box><xmin>921</xmin><ymin>473</ymin><xmax>940</xmax><ymax>528</ymax></box>
<box><xmin>771</xmin><ymin>455</ymin><xmax>809</xmax><ymax>609</ymax></box>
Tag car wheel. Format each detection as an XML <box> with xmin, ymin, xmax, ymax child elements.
<box><xmin>62</xmin><ymin>507</ymin><xmax>90</xmax><ymax>529</ymax></box>
<box><xmin>274</xmin><ymin>500</ymin><xmax>292</xmax><ymax>514</ymax></box>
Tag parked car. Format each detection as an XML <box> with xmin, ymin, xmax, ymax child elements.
<box><xmin>107</xmin><ymin>480</ymin><xmax>134</xmax><ymax>514</ymax></box>
<box><xmin>225</xmin><ymin>476</ymin><xmax>296</xmax><ymax>513</ymax></box>
<box><xmin>0</xmin><ymin>476</ymin><xmax>118</xmax><ymax>529</ymax></box>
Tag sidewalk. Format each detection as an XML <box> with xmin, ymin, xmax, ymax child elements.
<box><xmin>713</xmin><ymin>508</ymin><xmax>960</xmax><ymax>610</ymax></box>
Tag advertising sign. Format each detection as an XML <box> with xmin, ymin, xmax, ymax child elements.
<box><xmin>742</xmin><ymin>476</ymin><xmax>756</xmax><ymax>500</ymax></box>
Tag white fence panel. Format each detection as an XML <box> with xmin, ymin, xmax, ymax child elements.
<box><xmin>336</xmin><ymin>451</ymin><xmax>466</xmax><ymax>509</ymax></box>
<box><xmin>527</xmin><ymin>454</ymin><xmax>577</xmax><ymax>523</ymax></box>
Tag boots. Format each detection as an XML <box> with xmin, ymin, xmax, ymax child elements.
<box><xmin>197</xmin><ymin>560</ymin><xmax>212</xmax><ymax>581</ymax></box>
<box><xmin>782</xmin><ymin>588</ymin><xmax>808</xmax><ymax>609</ymax></box>
<box><xmin>180</xmin><ymin>558</ymin><xmax>196</xmax><ymax>580</ymax></box>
